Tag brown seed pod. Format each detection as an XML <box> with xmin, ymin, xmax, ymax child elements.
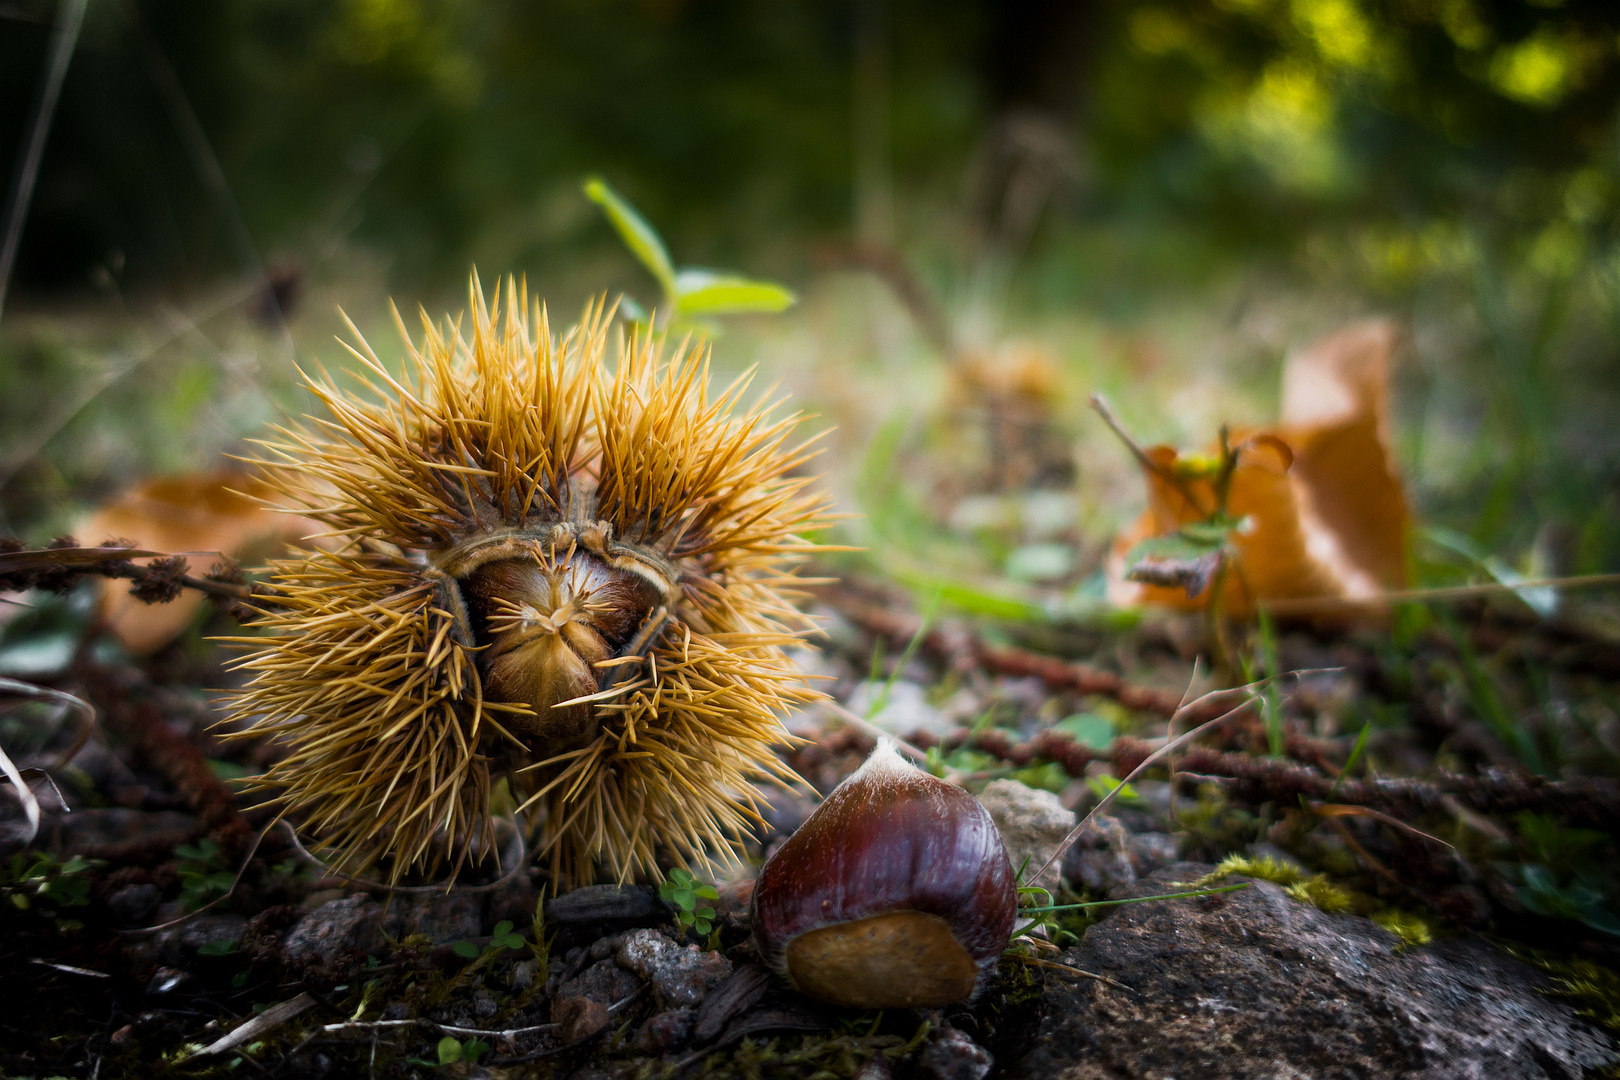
<box><xmin>751</xmin><ymin>740</ymin><xmax>1018</xmax><ymax>1009</ymax></box>
<box><xmin>223</xmin><ymin>275</ymin><xmax>831</xmax><ymax>885</ymax></box>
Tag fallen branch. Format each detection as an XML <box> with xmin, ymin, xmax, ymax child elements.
<box><xmin>1114</xmin><ymin>737</ymin><xmax>1620</xmax><ymax>830</ymax></box>
<box><xmin>0</xmin><ymin>539</ymin><xmax>275</xmax><ymax>620</ymax></box>
<box><xmin>825</xmin><ymin>587</ymin><xmax>1206</xmax><ymax>718</ymax></box>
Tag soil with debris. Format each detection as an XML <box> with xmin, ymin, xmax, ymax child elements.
<box><xmin>5</xmin><ymin>581</ymin><xmax>1620</xmax><ymax>1078</ymax></box>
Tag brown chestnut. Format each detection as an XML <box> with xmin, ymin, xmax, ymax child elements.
<box><xmin>750</xmin><ymin>740</ymin><xmax>1018</xmax><ymax>1009</ymax></box>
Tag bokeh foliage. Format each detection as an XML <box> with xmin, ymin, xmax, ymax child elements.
<box><xmin>2</xmin><ymin>0</ymin><xmax>1618</xmax><ymax>565</ymax></box>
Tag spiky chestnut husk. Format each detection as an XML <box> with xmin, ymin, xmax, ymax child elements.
<box><xmin>223</xmin><ymin>275</ymin><xmax>831</xmax><ymax>885</ymax></box>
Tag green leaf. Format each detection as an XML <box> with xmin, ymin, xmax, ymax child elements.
<box><xmin>437</xmin><ymin>1035</ymin><xmax>462</xmax><ymax>1064</ymax></box>
<box><xmin>672</xmin><ymin>888</ymin><xmax>694</xmax><ymax>909</ymax></box>
<box><xmin>695</xmin><ymin>906</ymin><xmax>716</xmax><ymax>921</ymax></box>
<box><xmin>451</xmin><ymin>941</ymin><xmax>480</xmax><ymax>959</ymax></box>
<box><xmin>198</xmin><ymin>939</ymin><xmax>239</xmax><ymax>956</ymax></box>
<box><xmin>206</xmin><ymin>759</ymin><xmax>252</xmax><ymax>781</ymax></box>
<box><xmin>583</xmin><ymin>176</ymin><xmax>675</xmax><ymax>298</ymax></box>
<box><xmin>672</xmin><ymin>269</ymin><xmax>795</xmax><ymax>317</ymax></box>
<box><xmin>1086</xmin><ymin>774</ymin><xmax>1141</xmax><ymax>804</ymax></box>
<box><xmin>1124</xmin><ymin>531</ymin><xmax>1224</xmax><ymax>567</ymax></box>
<box><xmin>461</xmin><ymin>1038</ymin><xmax>489</xmax><ymax>1062</ymax></box>
<box><xmin>1055</xmin><ymin>713</ymin><xmax>1114</xmax><ymax>750</ymax></box>
<box><xmin>694</xmin><ymin>885</ymin><xmax>719</xmax><ymax>901</ymax></box>
<box><xmin>493</xmin><ymin>920</ymin><xmax>513</xmax><ymax>938</ymax></box>
<box><xmin>693</xmin><ymin>918</ymin><xmax>712</xmax><ymax>936</ymax></box>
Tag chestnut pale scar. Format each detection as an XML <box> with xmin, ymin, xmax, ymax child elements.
<box><xmin>783</xmin><ymin>910</ymin><xmax>981</xmax><ymax>1009</ymax></box>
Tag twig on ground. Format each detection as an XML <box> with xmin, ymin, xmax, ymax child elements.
<box><xmin>1124</xmin><ymin>739</ymin><xmax>1620</xmax><ymax>830</ymax></box>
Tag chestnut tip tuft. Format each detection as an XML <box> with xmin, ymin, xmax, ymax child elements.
<box><xmin>750</xmin><ymin>739</ymin><xmax>1018</xmax><ymax>1009</ymax></box>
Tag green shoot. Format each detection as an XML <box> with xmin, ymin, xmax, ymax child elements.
<box><xmin>584</xmin><ymin>176</ymin><xmax>795</xmax><ymax>333</ymax></box>
<box><xmin>659</xmin><ymin>867</ymin><xmax>719</xmax><ymax>937</ymax></box>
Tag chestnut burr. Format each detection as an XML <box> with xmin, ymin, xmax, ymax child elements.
<box><xmin>750</xmin><ymin>740</ymin><xmax>1018</xmax><ymax>1009</ymax></box>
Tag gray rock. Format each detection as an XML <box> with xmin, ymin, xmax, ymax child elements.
<box><xmin>631</xmin><ymin>1008</ymin><xmax>696</xmax><ymax>1055</ymax></box>
<box><xmin>283</xmin><ymin>895</ymin><xmax>385</xmax><ymax>963</ymax></box>
<box><xmin>104</xmin><ymin>883</ymin><xmax>161</xmax><ymax>928</ymax></box>
<box><xmin>545</xmin><ymin>884</ymin><xmax>664</xmax><ymax>925</ymax></box>
<box><xmin>510</xmin><ymin>959</ymin><xmax>537</xmax><ymax>990</ymax></box>
<box><xmin>1010</xmin><ymin>862</ymin><xmax>1617</xmax><ymax>1080</ymax></box>
<box><xmin>145</xmin><ymin>966</ymin><xmax>191</xmax><ymax>994</ymax></box>
<box><xmin>557</xmin><ymin>957</ymin><xmax>641</xmax><ymax>1007</ymax></box>
<box><xmin>392</xmin><ymin>889</ymin><xmax>481</xmax><ymax>944</ymax></box>
<box><xmin>1062</xmin><ymin>813</ymin><xmax>1136</xmax><ymax>893</ymax></box>
<box><xmin>1125</xmin><ymin>830</ymin><xmax>1181</xmax><ymax>876</ymax></box>
<box><xmin>977</xmin><ymin>778</ymin><xmax>1074</xmax><ymax>895</ymax></box>
<box><xmin>918</xmin><ymin>1026</ymin><xmax>992</xmax><ymax>1080</ymax></box>
<box><xmin>614</xmin><ymin>928</ymin><xmax>733</xmax><ymax>1009</ymax></box>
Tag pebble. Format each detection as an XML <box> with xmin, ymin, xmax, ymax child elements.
<box><xmin>1062</xmin><ymin>813</ymin><xmax>1136</xmax><ymax>893</ymax></box>
<box><xmin>977</xmin><ymin>777</ymin><xmax>1075</xmax><ymax>894</ymax></box>
<box><xmin>631</xmin><ymin>1007</ymin><xmax>696</xmax><ymax>1054</ymax></box>
<box><xmin>917</xmin><ymin>1026</ymin><xmax>992</xmax><ymax>1080</ymax></box>
<box><xmin>282</xmin><ymin>895</ymin><xmax>385</xmax><ymax>963</ymax></box>
<box><xmin>557</xmin><ymin>957</ymin><xmax>641</xmax><ymax>1007</ymax></box>
<box><xmin>104</xmin><ymin>883</ymin><xmax>160</xmax><ymax>928</ymax></box>
<box><xmin>545</xmin><ymin>884</ymin><xmax>664</xmax><ymax>926</ymax></box>
<box><xmin>614</xmin><ymin>928</ymin><xmax>733</xmax><ymax>1009</ymax></box>
<box><xmin>552</xmin><ymin>995</ymin><xmax>610</xmax><ymax>1043</ymax></box>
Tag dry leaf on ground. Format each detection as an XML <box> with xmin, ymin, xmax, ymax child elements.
<box><xmin>82</xmin><ymin>471</ymin><xmax>316</xmax><ymax>653</ymax></box>
<box><xmin>1108</xmin><ymin>319</ymin><xmax>1411</xmax><ymax>617</ymax></box>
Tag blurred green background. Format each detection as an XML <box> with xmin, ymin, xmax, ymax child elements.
<box><xmin>2</xmin><ymin>0</ymin><xmax>1618</xmax><ymax>584</ymax></box>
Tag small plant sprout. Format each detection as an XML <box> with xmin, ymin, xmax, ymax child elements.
<box><xmin>450</xmin><ymin>919</ymin><xmax>528</xmax><ymax>961</ymax></box>
<box><xmin>584</xmin><ymin>175</ymin><xmax>796</xmax><ymax>335</ymax></box>
<box><xmin>174</xmin><ymin>838</ymin><xmax>235</xmax><ymax>911</ymax></box>
<box><xmin>660</xmin><ymin>868</ymin><xmax>719</xmax><ymax>937</ymax></box>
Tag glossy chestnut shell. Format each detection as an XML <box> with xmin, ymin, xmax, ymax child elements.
<box><xmin>750</xmin><ymin>740</ymin><xmax>1018</xmax><ymax>1009</ymax></box>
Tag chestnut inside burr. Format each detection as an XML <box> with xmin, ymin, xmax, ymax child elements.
<box><xmin>783</xmin><ymin>910</ymin><xmax>981</xmax><ymax>1009</ymax></box>
<box><xmin>459</xmin><ymin>547</ymin><xmax>663</xmax><ymax>747</ymax></box>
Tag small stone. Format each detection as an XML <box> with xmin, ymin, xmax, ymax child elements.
<box><xmin>1126</xmin><ymin>830</ymin><xmax>1181</xmax><ymax>876</ymax></box>
<box><xmin>394</xmin><ymin>889</ymin><xmax>481</xmax><ymax>944</ymax></box>
<box><xmin>614</xmin><ymin>928</ymin><xmax>733</xmax><ymax>1009</ymax></box>
<box><xmin>104</xmin><ymin>883</ymin><xmax>160</xmax><ymax>928</ymax></box>
<box><xmin>1062</xmin><ymin>814</ymin><xmax>1136</xmax><ymax>893</ymax></box>
<box><xmin>545</xmin><ymin>884</ymin><xmax>664</xmax><ymax>926</ymax></box>
<box><xmin>587</xmin><ymin>933</ymin><xmax>623</xmax><ymax>963</ymax></box>
<box><xmin>283</xmin><ymin>895</ymin><xmax>384</xmax><ymax>963</ymax></box>
<box><xmin>473</xmin><ymin>990</ymin><xmax>497</xmax><ymax>1019</ymax></box>
<box><xmin>152</xmin><ymin>914</ymin><xmax>246</xmax><ymax>967</ymax></box>
<box><xmin>917</xmin><ymin>1026</ymin><xmax>992</xmax><ymax>1080</ymax></box>
<box><xmin>510</xmin><ymin>959</ymin><xmax>537</xmax><ymax>990</ymax></box>
<box><xmin>978</xmin><ymin>778</ymin><xmax>1074</xmax><ymax>894</ymax></box>
<box><xmin>382</xmin><ymin>1002</ymin><xmax>409</xmax><ymax>1021</ymax></box>
<box><xmin>853</xmin><ymin>1054</ymin><xmax>894</xmax><ymax>1080</ymax></box>
<box><xmin>145</xmin><ymin>966</ymin><xmax>191</xmax><ymax>994</ymax></box>
<box><xmin>631</xmin><ymin>1008</ymin><xmax>696</xmax><ymax>1054</ymax></box>
<box><xmin>553</xmin><ymin>995</ymin><xmax>610</xmax><ymax>1043</ymax></box>
<box><xmin>557</xmin><ymin>958</ymin><xmax>641</xmax><ymax>1007</ymax></box>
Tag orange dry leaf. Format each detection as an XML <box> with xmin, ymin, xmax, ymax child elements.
<box><xmin>82</xmin><ymin>471</ymin><xmax>315</xmax><ymax>654</ymax></box>
<box><xmin>1108</xmin><ymin>319</ymin><xmax>1410</xmax><ymax>618</ymax></box>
